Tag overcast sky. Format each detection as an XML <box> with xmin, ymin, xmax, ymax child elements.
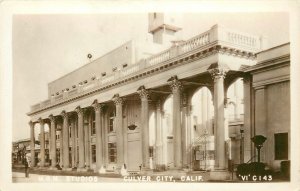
<box><xmin>12</xmin><ymin>12</ymin><xmax>289</xmax><ymax>141</ymax></box>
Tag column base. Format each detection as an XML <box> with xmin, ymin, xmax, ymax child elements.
<box><xmin>140</xmin><ymin>167</ymin><xmax>153</xmax><ymax>176</ymax></box>
<box><xmin>62</xmin><ymin>167</ymin><xmax>73</xmax><ymax>171</ymax></box>
<box><xmin>120</xmin><ymin>165</ymin><xmax>129</xmax><ymax>176</ymax></box>
<box><xmin>154</xmin><ymin>164</ymin><xmax>166</xmax><ymax>172</ymax></box>
<box><xmin>95</xmin><ymin>166</ymin><xmax>106</xmax><ymax>174</ymax></box>
<box><xmin>208</xmin><ymin>169</ymin><xmax>230</xmax><ymax>181</ymax></box>
<box><xmin>38</xmin><ymin>166</ymin><xmax>46</xmax><ymax>170</ymax></box>
<box><xmin>77</xmin><ymin>167</ymin><xmax>88</xmax><ymax>172</ymax></box>
<box><xmin>49</xmin><ymin>166</ymin><xmax>58</xmax><ymax>170</ymax></box>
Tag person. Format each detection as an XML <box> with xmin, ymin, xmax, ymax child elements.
<box><xmin>24</xmin><ymin>158</ymin><xmax>29</xmax><ymax>178</ymax></box>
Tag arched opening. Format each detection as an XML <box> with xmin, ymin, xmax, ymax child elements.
<box><xmin>162</xmin><ymin>95</ymin><xmax>173</xmax><ymax>168</ymax></box>
<box><xmin>190</xmin><ymin>87</ymin><xmax>214</xmax><ymax>170</ymax></box>
<box><xmin>225</xmin><ymin>78</ymin><xmax>244</xmax><ymax>165</ymax></box>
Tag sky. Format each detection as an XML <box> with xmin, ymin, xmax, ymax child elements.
<box><xmin>12</xmin><ymin>12</ymin><xmax>289</xmax><ymax>141</ymax></box>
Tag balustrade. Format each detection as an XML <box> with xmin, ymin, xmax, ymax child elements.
<box><xmin>30</xmin><ymin>25</ymin><xmax>262</xmax><ymax>112</ymax></box>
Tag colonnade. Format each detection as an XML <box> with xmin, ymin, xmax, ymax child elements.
<box><xmin>29</xmin><ymin>68</ymin><xmax>229</xmax><ymax>172</ymax></box>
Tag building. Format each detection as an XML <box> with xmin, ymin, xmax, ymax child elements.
<box><xmin>12</xmin><ymin>132</ymin><xmax>50</xmax><ymax>167</ymax></box>
<box><xmin>26</xmin><ymin>13</ymin><xmax>289</xmax><ymax>179</ymax></box>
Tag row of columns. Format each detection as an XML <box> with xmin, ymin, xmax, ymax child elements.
<box><xmin>29</xmin><ymin>68</ymin><xmax>228</xmax><ymax>171</ymax></box>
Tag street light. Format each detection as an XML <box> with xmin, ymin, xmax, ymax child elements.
<box><xmin>251</xmin><ymin>135</ymin><xmax>267</xmax><ymax>163</ymax></box>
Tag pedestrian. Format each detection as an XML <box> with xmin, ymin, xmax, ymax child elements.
<box><xmin>24</xmin><ymin>158</ymin><xmax>29</xmax><ymax>178</ymax></box>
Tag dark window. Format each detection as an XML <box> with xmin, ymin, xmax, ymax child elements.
<box><xmin>91</xmin><ymin>145</ymin><xmax>96</xmax><ymax>163</ymax></box>
<box><xmin>274</xmin><ymin>133</ymin><xmax>288</xmax><ymax>160</ymax></box>
<box><xmin>91</xmin><ymin>113</ymin><xmax>96</xmax><ymax>135</ymax></box>
<box><xmin>112</xmin><ymin>67</ymin><xmax>117</xmax><ymax>72</ymax></box>
<box><xmin>154</xmin><ymin>12</ymin><xmax>157</xmax><ymax>19</ymax></box>
<box><xmin>108</xmin><ymin>143</ymin><xmax>117</xmax><ymax>163</ymax></box>
<box><xmin>108</xmin><ymin>112</ymin><xmax>115</xmax><ymax>132</ymax></box>
<box><xmin>123</xmin><ymin>63</ymin><xmax>128</xmax><ymax>68</ymax></box>
<box><xmin>101</xmin><ymin>72</ymin><xmax>106</xmax><ymax>77</ymax></box>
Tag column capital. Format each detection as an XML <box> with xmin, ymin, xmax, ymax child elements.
<box><xmin>38</xmin><ymin>118</ymin><xmax>44</xmax><ymax>125</ymax></box>
<box><xmin>92</xmin><ymin>101</ymin><xmax>104</xmax><ymax>112</ymax></box>
<box><xmin>242</xmin><ymin>75</ymin><xmax>252</xmax><ymax>83</ymax></box>
<box><xmin>29</xmin><ymin>120</ymin><xmax>34</xmax><ymax>127</ymax></box>
<box><xmin>208</xmin><ymin>67</ymin><xmax>228</xmax><ymax>80</ymax></box>
<box><xmin>75</xmin><ymin>107</ymin><xmax>84</xmax><ymax>116</ymax></box>
<box><xmin>168</xmin><ymin>75</ymin><xmax>182</xmax><ymax>93</ymax></box>
<box><xmin>112</xmin><ymin>94</ymin><xmax>124</xmax><ymax>105</ymax></box>
<box><xmin>137</xmin><ymin>86</ymin><xmax>150</xmax><ymax>100</ymax></box>
<box><xmin>49</xmin><ymin>114</ymin><xmax>56</xmax><ymax>123</ymax></box>
<box><xmin>61</xmin><ymin>110</ymin><xmax>69</xmax><ymax>119</ymax></box>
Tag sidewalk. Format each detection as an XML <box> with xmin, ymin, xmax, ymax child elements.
<box><xmin>12</xmin><ymin>172</ymin><xmax>123</xmax><ymax>183</ymax></box>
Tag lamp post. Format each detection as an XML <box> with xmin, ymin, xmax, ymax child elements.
<box><xmin>251</xmin><ymin>135</ymin><xmax>267</xmax><ymax>163</ymax></box>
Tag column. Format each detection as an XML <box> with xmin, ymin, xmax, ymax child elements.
<box><xmin>102</xmin><ymin>109</ymin><xmax>108</xmax><ymax>166</ymax></box>
<box><xmin>39</xmin><ymin>118</ymin><xmax>45</xmax><ymax>167</ymax></box>
<box><xmin>92</xmin><ymin>101</ymin><xmax>103</xmax><ymax>172</ymax></box>
<box><xmin>168</xmin><ymin>76</ymin><xmax>182</xmax><ymax>168</ymax></box>
<box><xmin>112</xmin><ymin>94</ymin><xmax>124</xmax><ymax>169</ymax></box>
<box><xmin>71</xmin><ymin>118</ymin><xmax>76</xmax><ymax>168</ymax></box>
<box><xmin>84</xmin><ymin>112</ymin><xmax>90</xmax><ymax>169</ymax></box>
<box><xmin>49</xmin><ymin>115</ymin><xmax>57</xmax><ymax>169</ymax></box>
<box><xmin>243</xmin><ymin>75</ymin><xmax>252</xmax><ymax>163</ymax></box>
<box><xmin>181</xmin><ymin>93</ymin><xmax>188</xmax><ymax>168</ymax></box>
<box><xmin>75</xmin><ymin>107</ymin><xmax>85</xmax><ymax>171</ymax></box>
<box><xmin>61</xmin><ymin>111</ymin><xmax>70</xmax><ymax>170</ymax></box>
<box><xmin>59</xmin><ymin>127</ymin><xmax>63</xmax><ymax>167</ymax></box>
<box><xmin>155</xmin><ymin>100</ymin><xmax>163</xmax><ymax>169</ymax></box>
<box><xmin>209</xmin><ymin>68</ymin><xmax>227</xmax><ymax>169</ymax></box>
<box><xmin>29</xmin><ymin>121</ymin><xmax>35</xmax><ymax>167</ymax></box>
<box><xmin>74</xmin><ymin>119</ymin><xmax>78</xmax><ymax>166</ymax></box>
<box><xmin>186</xmin><ymin>104</ymin><xmax>192</xmax><ymax>169</ymax></box>
<box><xmin>137</xmin><ymin>86</ymin><xmax>150</xmax><ymax>169</ymax></box>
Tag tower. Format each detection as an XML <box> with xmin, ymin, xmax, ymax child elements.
<box><xmin>148</xmin><ymin>13</ymin><xmax>182</xmax><ymax>45</ymax></box>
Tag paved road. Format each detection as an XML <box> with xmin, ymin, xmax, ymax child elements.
<box><xmin>12</xmin><ymin>172</ymin><xmax>124</xmax><ymax>183</ymax></box>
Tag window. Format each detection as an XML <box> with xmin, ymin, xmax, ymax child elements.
<box><xmin>91</xmin><ymin>145</ymin><xmax>96</xmax><ymax>163</ymax></box>
<box><xmin>154</xmin><ymin>12</ymin><xmax>157</xmax><ymax>19</ymax></box>
<box><xmin>108</xmin><ymin>112</ymin><xmax>115</xmax><ymax>132</ymax></box>
<box><xmin>112</xmin><ymin>67</ymin><xmax>117</xmax><ymax>72</ymax></box>
<box><xmin>122</xmin><ymin>63</ymin><xmax>128</xmax><ymax>68</ymax></box>
<box><xmin>101</xmin><ymin>72</ymin><xmax>106</xmax><ymax>77</ymax></box>
<box><xmin>108</xmin><ymin>143</ymin><xmax>117</xmax><ymax>163</ymax></box>
<box><xmin>274</xmin><ymin>133</ymin><xmax>288</xmax><ymax>160</ymax></box>
<box><xmin>91</xmin><ymin>113</ymin><xmax>96</xmax><ymax>135</ymax></box>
